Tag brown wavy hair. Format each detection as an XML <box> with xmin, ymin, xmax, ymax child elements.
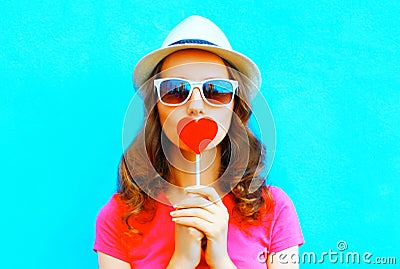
<box><xmin>118</xmin><ymin>53</ymin><xmax>272</xmax><ymax>233</ymax></box>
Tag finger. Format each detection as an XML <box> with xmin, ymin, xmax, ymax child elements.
<box><xmin>187</xmin><ymin>227</ymin><xmax>205</xmax><ymax>240</ymax></box>
<box><xmin>172</xmin><ymin>216</ymin><xmax>212</xmax><ymax>237</ymax></box>
<box><xmin>174</xmin><ymin>197</ymin><xmax>219</xmax><ymax>213</ymax></box>
<box><xmin>184</xmin><ymin>185</ymin><xmax>224</xmax><ymax>206</ymax></box>
<box><xmin>170</xmin><ymin>208</ymin><xmax>215</xmax><ymax>222</ymax></box>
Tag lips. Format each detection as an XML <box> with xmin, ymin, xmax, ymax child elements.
<box><xmin>177</xmin><ymin>118</ymin><xmax>218</xmax><ymax>154</ymax></box>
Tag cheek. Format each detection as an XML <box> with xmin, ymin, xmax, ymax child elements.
<box><xmin>157</xmin><ymin>103</ymin><xmax>189</xmax><ymax>149</ymax></box>
<box><xmin>209</xmin><ymin>107</ymin><xmax>234</xmax><ymax>147</ymax></box>
<box><xmin>157</xmin><ymin>102</ymin><xmax>167</xmax><ymax>127</ymax></box>
<box><xmin>157</xmin><ymin>103</ymin><xmax>175</xmax><ymax>137</ymax></box>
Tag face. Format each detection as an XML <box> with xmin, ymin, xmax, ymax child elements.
<box><xmin>156</xmin><ymin>49</ymin><xmax>235</xmax><ymax>154</ymax></box>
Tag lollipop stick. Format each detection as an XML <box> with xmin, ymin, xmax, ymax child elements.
<box><xmin>196</xmin><ymin>153</ymin><xmax>200</xmax><ymax>185</ymax></box>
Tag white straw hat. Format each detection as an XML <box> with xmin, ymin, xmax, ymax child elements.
<box><xmin>133</xmin><ymin>15</ymin><xmax>261</xmax><ymax>90</ymax></box>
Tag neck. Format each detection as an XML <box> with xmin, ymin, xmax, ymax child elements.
<box><xmin>167</xmin><ymin>145</ymin><xmax>222</xmax><ymax>188</ymax></box>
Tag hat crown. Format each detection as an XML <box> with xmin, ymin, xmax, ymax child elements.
<box><xmin>161</xmin><ymin>15</ymin><xmax>232</xmax><ymax>50</ymax></box>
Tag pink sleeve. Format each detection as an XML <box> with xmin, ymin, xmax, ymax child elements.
<box><xmin>93</xmin><ymin>195</ymin><xmax>130</xmax><ymax>263</ymax></box>
<box><xmin>269</xmin><ymin>186</ymin><xmax>305</xmax><ymax>253</ymax></box>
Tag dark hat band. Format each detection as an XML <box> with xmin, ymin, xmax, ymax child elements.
<box><xmin>168</xmin><ymin>39</ymin><xmax>218</xmax><ymax>46</ymax></box>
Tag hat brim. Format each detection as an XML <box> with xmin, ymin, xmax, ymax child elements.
<box><xmin>133</xmin><ymin>44</ymin><xmax>261</xmax><ymax>91</ymax></box>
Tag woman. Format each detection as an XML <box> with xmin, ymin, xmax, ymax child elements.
<box><xmin>94</xmin><ymin>15</ymin><xmax>304</xmax><ymax>269</ymax></box>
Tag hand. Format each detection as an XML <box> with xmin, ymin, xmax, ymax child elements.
<box><xmin>170</xmin><ymin>186</ymin><xmax>236</xmax><ymax>269</ymax></box>
<box><xmin>167</xmin><ymin>212</ymin><xmax>204</xmax><ymax>268</ymax></box>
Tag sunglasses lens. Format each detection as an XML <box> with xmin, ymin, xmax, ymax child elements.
<box><xmin>203</xmin><ymin>80</ymin><xmax>234</xmax><ymax>105</ymax></box>
<box><xmin>159</xmin><ymin>79</ymin><xmax>190</xmax><ymax>105</ymax></box>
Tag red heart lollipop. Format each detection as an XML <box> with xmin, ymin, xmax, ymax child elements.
<box><xmin>177</xmin><ymin>118</ymin><xmax>218</xmax><ymax>154</ymax></box>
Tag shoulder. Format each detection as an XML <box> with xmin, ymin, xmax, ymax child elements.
<box><xmin>93</xmin><ymin>194</ymin><xmax>132</xmax><ymax>262</ymax></box>
<box><xmin>98</xmin><ymin>193</ymin><xmax>128</xmax><ymax>213</ymax></box>
<box><xmin>264</xmin><ymin>185</ymin><xmax>300</xmax><ymax>220</ymax></box>
<box><xmin>95</xmin><ymin>193</ymin><xmax>131</xmax><ymax>234</ymax></box>
<box><xmin>265</xmin><ymin>185</ymin><xmax>305</xmax><ymax>253</ymax></box>
<box><xmin>267</xmin><ymin>185</ymin><xmax>295</xmax><ymax>208</ymax></box>
<box><xmin>96</xmin><ymin>194</ymin><xmax>128</xmax><ymax>221</ymax></box>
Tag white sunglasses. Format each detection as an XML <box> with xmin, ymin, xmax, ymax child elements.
<box><xmin>154</xmin><ymin>78</ymin><xmax>238</xmax><ymax>107</ymax></box>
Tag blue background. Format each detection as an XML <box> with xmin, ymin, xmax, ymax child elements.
<box><xmin>1</xmin><ymin>0</ymin><xmax>399</xmax><ymax>268</ymax></box>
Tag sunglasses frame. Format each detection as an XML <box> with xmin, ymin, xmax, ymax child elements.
<box><xmin>154</xmin><ymin>77</ymin><xmax>238</xmax><ymax>107</ymax></box>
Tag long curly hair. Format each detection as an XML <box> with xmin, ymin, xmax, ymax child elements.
<box><xmin>118</xmin><ymin>54</ymin><xmax>272</xmax><ymax>233</ymax></box>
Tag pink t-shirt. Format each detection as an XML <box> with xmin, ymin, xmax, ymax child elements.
<box><xmin>93</xmin><ymin>186</ymin><xmax>304</xmax><ymax>268</ymax></box>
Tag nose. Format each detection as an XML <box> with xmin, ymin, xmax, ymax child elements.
<box><xmin>187</xmin><ymin>87</ymin><xmax>205</xmax><ymax>116</ymax></box>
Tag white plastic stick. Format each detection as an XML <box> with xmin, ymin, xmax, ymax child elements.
<box><xmin>196</xmin><ymin>154</ymin><xmax>200</xmax><ymax>185</ymax></box>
